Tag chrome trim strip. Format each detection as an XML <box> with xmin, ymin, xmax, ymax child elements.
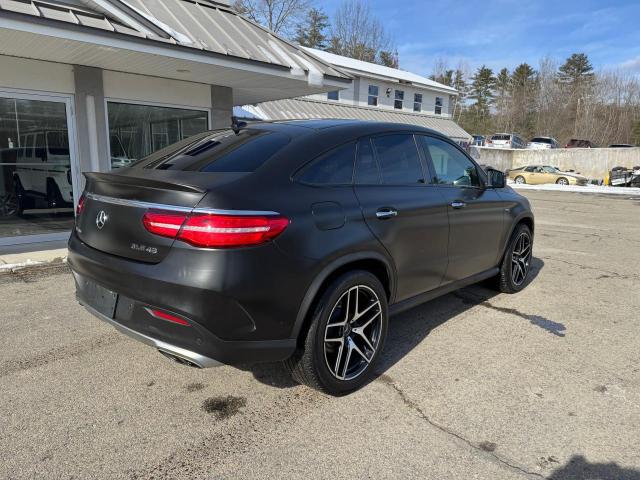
<box><xmin>86</xmin><ymin>192</ymin><xmax>280</xmax><ymax>216</ymax></box>
<box><xmin>82</xmin><ymin>304</ymin><xmax>222</xmax><ymax>368</ymax></box>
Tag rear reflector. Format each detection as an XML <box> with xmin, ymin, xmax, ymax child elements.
<box><xmin>142</xmin><ymin>210</ymin><xmax>289</xmax><ymax>248</ymax></box>
<box><xmin>146</xmin><ymin>307</ymin><xmax>191</xmax><ymax>326</ymax></box>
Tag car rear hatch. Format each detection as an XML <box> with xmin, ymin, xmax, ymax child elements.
<box><xmin>75</xmin><ymin>126</ymin><xmax>293</xmax><ymax>263</ymax></box>
<box><xmin>77</xmin><ymin>171</ymin><xmax>217</xmax><ymax>263</ymax></box>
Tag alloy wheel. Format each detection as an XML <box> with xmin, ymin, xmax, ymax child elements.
<box><xmin>557</xmin><ymin>178</ymin><xmax>569</xmax><ymax>185</ymax></box>
<box><xmin>515</xmin><ymin>176</ymin><xmax>525</xmax><ymax>184</ymax></box>
<box><xmin>511</xmin><ymin>232</ymin><xmax>532</xmax><ymax>286</ymax></box>
<box><xmin>323</xmin><ymin>285</ymin><xmax>382</xmax><ymax>381</ymax></box>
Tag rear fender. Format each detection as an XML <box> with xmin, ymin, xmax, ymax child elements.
<box><xmin>290</xmin><ymin>251</ymin><xmax>396</xmax><ymax>341</ymax></box>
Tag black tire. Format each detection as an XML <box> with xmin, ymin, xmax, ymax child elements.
<box><xmin>13</xmin><ymin>176</ymin><xmax>26</xmax><ymax>216</ymax></box>
<box><xmin>556</xmin><ymin>177</ymin><xmax>569</xmax><ymax>185</ymax></box>
<box><xmin>494</xmin><ymin>224</ymin><xmax>533</xmax><ymax>294</ymax></box>
<box><xmin>285</xmin><ymin>270</ymin><xmax>388</xmax><ymax>396</ymax></box>
<box><xmin>514</xmin><ymin>175</ymin><xmax>526</xmax><ymax>184</ymax></box>
<box><xmin>46</xmin><ymin>178</ymin><xmax>62</xmax><ymax>209</ymax></box>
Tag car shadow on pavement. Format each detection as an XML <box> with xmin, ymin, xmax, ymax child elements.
<box><xmin>548</xmin><ymin>455</ymin><xmax>640</xmax><ymax>480</ymax></box>
<box><xmin>246</xmin><ymin>257</ymin><xmax>546</xmax><ymax>391</ymax></box>
<box><xmin>372</xmin><ymin>256</ymin><xmax>547</xmax><ymax>384</ymax></box>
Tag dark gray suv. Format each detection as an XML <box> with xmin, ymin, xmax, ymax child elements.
<box><xmin>68</xmin><ymin>120</ymin><xmax>534</xmax><ymax>395</ymax></box>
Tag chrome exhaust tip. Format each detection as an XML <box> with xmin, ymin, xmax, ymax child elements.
<box><xmin>158</xmin><ymin>349</ymin><xmax>202</xmax><ymax>368</ymax></box>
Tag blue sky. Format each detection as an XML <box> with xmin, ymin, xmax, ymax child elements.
<box><xmin>319</xmin><ymin>0</ymin><xmax>640</xmax><ymax>77</ymax></box>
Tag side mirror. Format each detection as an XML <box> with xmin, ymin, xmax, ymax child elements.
<box><xmin>486</xmin><ymin>168</ymin><xmax>505</xmax><ymax>188</ymax></box>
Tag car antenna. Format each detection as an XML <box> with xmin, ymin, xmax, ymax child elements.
<box><xmin>231</xmin><ymin>116</ymin><xmax>247</xmax><ymax>135</ymax></box>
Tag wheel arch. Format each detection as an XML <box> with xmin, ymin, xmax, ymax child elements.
<box><xmin>501</xmin><ymin>213</ymin><xmax>534</xmax><ymax>258</ymax></box>
<box><xmin>291</xmin><ymin>252</ymin><xmax>395</xmax><ymax>345</ymax></box>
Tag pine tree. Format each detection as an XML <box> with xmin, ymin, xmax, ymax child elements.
<box><xmin>557</xmin><ymin>53</ymin><xmax>594</xmax><ymax>85</ymax></box>
<box><xmin>494</xmin><ymin>68</ymin><xmax>511</xmax><ymax>129</ymax></box>
<box><xmin>511</xmin><ymin>63</ymin><xmax>538</xmax><ymax>137</ymax></box>
<box><xmin>294</xmin><ymin>8</ymin><xmax>330</xmax><ymax>49</ymax></box>
<box><xmin>378</xmin><ymin>49</ymin><xmax>399</xmax><ymax>68</ymax></box>
<box><xmin>430</xmin><ymin>70</ymin><xmax>454</xmax><ymax>87</ymax></box>
<box><xmin>469</xmin><ymin>66</ymin><xmax>496</xmax><ymax>132</ymax></box>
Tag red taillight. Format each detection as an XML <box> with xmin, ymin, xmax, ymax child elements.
<box><xmin>142</xmin><ymin>211</ymin><xmax>289</xmax><ymax>248</ymax></box>
<box><xmin>76</xmin><ymin>193</ymin><xmax>86</xmax><ymax>216</ymax></box>
<box><xmin>145</xmin><ymin>307</ymin><xmax>191</xmax><ymax>326</ymax></box>
<box><xmin>142</xmin><ymin>211</ymin><xmax>186</xmax><ymax>239</ymax></box>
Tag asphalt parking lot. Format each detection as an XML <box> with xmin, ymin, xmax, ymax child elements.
<box><xmin>1</xmin><ymin>190</ymin><xmax>639</xmax><ymax>480</ymax></box>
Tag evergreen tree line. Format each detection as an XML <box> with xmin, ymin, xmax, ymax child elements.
<box><xmin>432</xmin><ymin>54</ymin><xmax>640</xmax><ymax>146</ymax></box>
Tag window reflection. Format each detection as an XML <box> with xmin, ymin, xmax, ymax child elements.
<box><xmin>0</xmin><ymin>97</ymin><xmax>74</xmax><ymax>238</ymax></box>
<box><xmin>107</xmin><ymin>102</ymin><xmax>209</xmax><ymax>169</ymax></box>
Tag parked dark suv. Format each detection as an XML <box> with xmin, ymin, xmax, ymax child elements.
<box><xmin>68</xmin><ymin>120</ymin><xmax>534</xmax><ymax>395</ymax></box>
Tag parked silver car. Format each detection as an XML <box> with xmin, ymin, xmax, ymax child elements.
<box><xmin>528</xmin><ymin>137</ymin><xmax>559</xmax><ymax>149</ymax></box>
<box><xmin>487</xmin><ymin>133</ymin><xmax>526</xmax><ymax>149</ymax></box>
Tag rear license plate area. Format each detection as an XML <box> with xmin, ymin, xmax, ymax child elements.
<box><xmin>78</xmin><ymin>277</ymin><xmax>118</xmax><ymax>318</ymax></box>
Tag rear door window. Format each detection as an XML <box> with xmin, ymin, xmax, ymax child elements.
<box><xmin>371</xmin><ymin>134</ymin><xmax>424</xmax><ymax>185</ymax></box>
<box><xmin>297</xmin><ymin>142</ymin><xmax>356</xmax><ymax>185</ymax></box>
<box><xmin>137</xmin><ymin>129</ymin><xmax>290</xmax><ymax>172</ymax></box>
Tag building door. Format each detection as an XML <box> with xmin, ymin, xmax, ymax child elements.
<box><xmin>0</xmin><ymin>91</ymin><xmax>79</xmax><ymax>246</ymax></box>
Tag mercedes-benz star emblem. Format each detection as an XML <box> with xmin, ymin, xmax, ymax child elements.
<box><xmin>96</xmin><ymin>210</ymin><xmax>108</xmax><ymax>230</ymax></box>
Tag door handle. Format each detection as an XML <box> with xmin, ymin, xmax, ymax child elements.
<box><xmin>376</xmin><ymin>208</ymin><xmax>398</xmax><ymax>219</ymax></box>
<box><xmin>450</xmin><ymin>201</ymin><xmax>467</xmax><ymax>209</ymax></box>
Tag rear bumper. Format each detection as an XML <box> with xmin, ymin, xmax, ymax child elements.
<box><xmin>81</xmin><ymin>303</ymin><xmax>222</xmax><ymax>368</ymax></box>
<box><xmin>68</xmin><ymin>230</ymin><xmax>307</xmax><ymax>366</ymax></box>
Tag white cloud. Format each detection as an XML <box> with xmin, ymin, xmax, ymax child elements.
<box><xmin>620</xmin><ymin>57</ymin><xmax>640</xmax><ymax>72</ymax></box>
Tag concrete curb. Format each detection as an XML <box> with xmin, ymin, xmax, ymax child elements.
<box><xmin>0</xmin><ymin>248</ymin><xmax>68</xmax><ymax>273</ymax></box>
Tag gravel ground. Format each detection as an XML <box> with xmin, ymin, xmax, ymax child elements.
<box><xmin>1</xmin><ymin>190</ymin><xmax>639</xmax><ymax>480</ymax></box>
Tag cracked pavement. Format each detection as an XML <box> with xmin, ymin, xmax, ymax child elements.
<box><xmin>1</xmin><ymin>190</ymin><xmax>639</xmax><ymax>479</ymax></box>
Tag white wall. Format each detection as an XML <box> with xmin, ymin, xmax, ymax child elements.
<box><xmin>0</xmin><ymin>57</ymin><xmax>74</xmax><ymax>94</ymax></box>
<box><xmin>470</xmin><ymin>146</ymin><xmax>640</xmax><ymax>179</ymax></box>
<box><xmin>102</xmin><ymin>71</ymin><xmax>211</xmax><ymax>109</ymax></box>
<box><xmin>306</xmin><ymin>75</ymin><xmax>452</xmax><ymax>117</ymax></box>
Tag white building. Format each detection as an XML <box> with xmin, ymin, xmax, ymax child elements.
<box><xmin>246</xmin><ymin>48</ymin><xmax>471</xmax><ymax>143</ymax></box>
<box><xmin>0</xmin><ymin>0</ymin><xmax>349</xmax><ymax>247</ymax></box>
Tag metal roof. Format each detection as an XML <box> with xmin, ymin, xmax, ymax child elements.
<box><xmin>245</xmin><ymin>98</ymin><xmax>471</xmax><ymax>141</ymax></box>
<box><xmin>0</xmin><ymin>0</ymin><xmax>350</xmax><ymax>82</ymax></box>
<box><xmin>303</xmin><ymin>47</ymin><xmax>458</xmax><ymax>94</ymax></box>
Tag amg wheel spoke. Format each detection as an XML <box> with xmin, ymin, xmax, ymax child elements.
<box><xmin>358</xmin><ymin>310</ymin><xmax>381</xmax><ymax>330</ymax></box>
<box><xmin>352</xmin><ymin>327</ymin><xmax>375</xmax><ymax>352</ymax></box>
<box><xmin>351</xmin><ymin>300</ymin><xmax>379</xmax><ymax>323</ymax></box>
<box><xmin>334</xmin><ymin>341</ymin><xmax>344</xmax><ymax>377</ymax></box>
<box><xmin>351</xmin><ymin>340</ymin><xmax>371</xmax><ymax>364</ymax></box>
<box><xmin>324</xmin><ymin>336</ymin><xmax>343</xmax><ymax>343</ymax></box>
<box><xmin>341</xmin><ymin>342</ymin><xmax>353</xmax><ymax>379</ymax></box>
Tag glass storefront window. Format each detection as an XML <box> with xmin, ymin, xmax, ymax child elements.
<box><xmin>107</xmin><ymin>102</ymin><xmax>209</xmax><ymax>169</ymax></box>
<box><xmin>0</xmin><ymin>96</ymin><xmax>74</xmax><ymax>239</ymax></box>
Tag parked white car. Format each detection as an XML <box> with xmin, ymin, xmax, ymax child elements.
<box><xmin>528</xmin><ymin>137</ymin><xmax>560</xmax><ymax>149</ymax></box>
<box><xmin>486</xmin><ymin>133</ymin><xmax>526</xmax><ymax>149</ymax></box>
<box><xmin>13</xmin><ymin>129</ymin><xmax>73</xmax><ymax>213</ymax></box>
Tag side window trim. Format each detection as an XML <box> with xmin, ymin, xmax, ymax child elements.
<box><xmin>370</xmin><ymin>132</ymin><xmax>426</xmax><ymax>186</ymax></box>
<box><xmin>420</xmin><ymin>134</ymin><xmax>487</xmax><ymax>189</ymax></box>
<box><xmin>354</xmin><ymin>136</ymin><xmax>382</xmax><ymax>185</ymax></box>
<box><xmin>415</xmin><ymin>134</ymin><xmax>437</xmax><ymax>185</ymax></box>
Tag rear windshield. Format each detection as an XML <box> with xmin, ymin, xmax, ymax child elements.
<box><xmin>134</xmin><ymin>129</ymin><xmax>290</xmax><ymax>172</ymax></box>
<box><xmin>492</xmin><ymin>134</ymin><xmax>511</xmax><ymax>141</ymax></box>
<box><xmin>531</xmin><ymin>137</ymin><xmax>552</xmax><ymax>144</ymax></box>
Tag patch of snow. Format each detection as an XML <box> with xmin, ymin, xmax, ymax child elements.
<box><xmin>508</xmin><ymin>180</ymin><xmax>640</xmax><ymax>196</ymax></box>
